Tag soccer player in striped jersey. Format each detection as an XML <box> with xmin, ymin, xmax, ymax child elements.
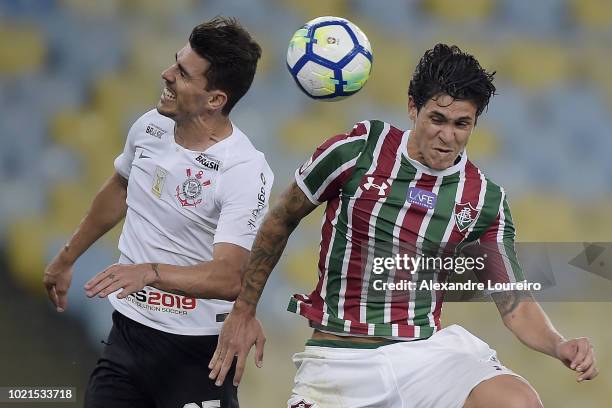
<box><xmin>210</xmin><ymin>44</ymin><xmax>598</xmax><ymax>407</ymax></box>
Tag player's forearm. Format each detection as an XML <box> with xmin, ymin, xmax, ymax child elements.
<box><xmin>495</xmin><ymin>291</ymin><xmax>565</xmax><ymax>358</ymax></box>
<box><xmin>235</xmin><ymin>182</ymin><xmax>316</xmax><ymax>312</ymax></box>
<box><xmin>61</xmin><ymin>173</ymin><xmax>128</xmax><ymax>264</ymax></box>
<box><xmin>236</xmin><ymin>214</ymin><xmax>295</xmax><ymax>310</ymax></box>
<box><xmin>149</xmin><ymin>261</ymin><xmax>241</xmax><ymax>301</ymax></box>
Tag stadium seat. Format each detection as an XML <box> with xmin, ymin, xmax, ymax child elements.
<box><xmin>511</xmin><ymin>194</ymin><xmax>578</xmax><ymax>241</ymax></box>
<box><xmin>280</xmin><ymin>0</ymin><xmax>349</xmax><ymax>20</ymax></box>
<box><xmin>277</xmin><ymin>105</ymin><xmax>351</xmax><ymax>155</ymax></box>
<box><xmin>568</xmin><ymin>0</ymin><xmax>612</xmax><ymax>30</ymax></box>
<box><xmin>92</xmin><ymin>71</ymin><xmax>160</xmax><ymax>129</ymax></box>
<box><xmin>504</xmin><ymin>41</ymin><xmax>572</xmax><ymax>90</ymax></box>
<box><xmin>6</xmin><ymin>216</ymin><xmax>50</xmax><ymax>292</ymax></box>
<box><xmin>0</xmin><ymin>23</ymin><xmax>45</xmax><ymax>75</ymax></box>
<box><xmin>464</xmin><ymin>125</ymin><xmax>500</xmax><ymax>160</ymax></box>
<box><xmin>59</xmin><ymin>0</ymin><xmax>120</xmax><ymax>17</ymax></box>
<box><xmin>358</xmin><ymin>28</ymin><xmax>416</xmax><ymax>108</ymax></box>
<box><xmin>421</xmin><ymin>0</ymin><xmax>494</xmax><ymax>22</ymax></box>
<box><xmin>284</xmin><ymin>246</ymin><xmax>320</xmax><ymax>288</ymax></box>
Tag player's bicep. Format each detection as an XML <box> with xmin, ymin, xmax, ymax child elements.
<box><xmin>272</xmin><ymin>181</ymin><xmax>318</xmax><ymax>229</ymax></box>
<box><xmin>491</xmin><ymin>290</ymin><xmax>534</xmax><ymax>319</ymax></box>
<box><xmin>214</xmin><ymin>164</ymin><xmax>273</xmax><ymax>250</ymax></box>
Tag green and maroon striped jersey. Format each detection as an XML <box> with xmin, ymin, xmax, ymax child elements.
<box><xmin>289</xmin><ymin>120</ymin><xmax>524</xmax><ymax>340</ymax></box>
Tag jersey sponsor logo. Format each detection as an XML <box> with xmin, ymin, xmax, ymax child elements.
<box><xmin>247</xmin><ymin>173</ymin><xmax>267</xmax><ymax>230</ymax></box>
<box><xmin>176</xmin><ymin>168</ymin><xmax>211</xmax><ymax>207</ymax></box>
<box><xmin>454</xmin><ymin>202</ymin><xmax>479</xmax><ymax>232</ymax></box>
<box><xmin>127</xmin><ymin>288</ymin><xmax>197</xmax><ymax>314</ymax></box>
<box><xmin>289</xmin><ymin>399</ymin><xmax>315</xmax><ymax>408</ymax></box>
<box><xmin>407</xmin><ymin>186</ymin><xmax>437</xmax><ymax>209</ymax></box>
<box><xmin>362</xmin><ymin>176</ymin><xmax>389</xmax><ymax>197</ymax></box>
<box><xmin>152</xmin><ymin>166</ymin><xmax>168</xmax><ymax>198</ymax></box>
<box><xmin>145</xmin><ymin>123</ymin><xmax>166</xmax><ymax>138</ymax></box>
<box><xmin>195</xmin><ymin>154</ymin><xmax>221</xmax><ymax>171</ymax></box>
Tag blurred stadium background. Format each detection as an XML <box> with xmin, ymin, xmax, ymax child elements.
<box><xmin>1</xmin><ymin>0</ymin><xmax>611</xmax><ymax>406</ymax></box>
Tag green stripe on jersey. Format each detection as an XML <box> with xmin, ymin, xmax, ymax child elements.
<box><xmin>502</xmin><ymin>198</ymin><xmax>524</xmax><ymax>281</ymax></box>
<box><xmin>303</xmin><ymin>139</ymin><xmax>366</xmax><ymax>194</ymax></box>
<box><xmin>465</xmin><ymin>180</ymin><xmax>502</xmax><ymax>242</ymax></box>
<box><xmin>324</xmin><ymin>120</ymin><xmax>386</xmax><ymax>318</ymax></box>
<box><xmin>365</xmin><ymin>157</ymin><xmax>417</xmax><ymax>324</ymax></box>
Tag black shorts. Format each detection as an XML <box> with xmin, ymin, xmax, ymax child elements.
<box><xmin>85</xmin><ymin>311</ymin><xmax>238</xmax><ymax>408</ymax></box>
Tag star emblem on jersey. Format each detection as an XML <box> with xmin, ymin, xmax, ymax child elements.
<box><xmin>176</xmin><ymin>168</ymin><xmax>211</xmax><ymax>207</ymax></box>
<box><xmin>454</xmin><ymin>202</ymin><xmax>480</xmax><ymax>232</ymax></box>
<box><xmin>362</xmin><ymin>176</ymin><xmax>389</xmax><ymax>197</ymax></box>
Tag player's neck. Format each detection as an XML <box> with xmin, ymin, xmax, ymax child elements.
<box><xmin>174</xmin><ymin>114</ymin><xmax>232</xmax><ymax>152</ymax></box>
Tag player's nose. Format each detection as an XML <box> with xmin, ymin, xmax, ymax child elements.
<box><xmin>437</xmin><ymin>125</ymin><xmax>454</xmax><ymax>144</ymax></box>
<box><xmin>161</xmin><ymin>65</ymin><xmax>175</xmax><ymax>83</ymax></box>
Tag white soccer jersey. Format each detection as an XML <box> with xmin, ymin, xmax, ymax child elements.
<box><xmin>108</xmin><ymin>109</ymin><xmax>273</xmax><ymax>335</ymax></box>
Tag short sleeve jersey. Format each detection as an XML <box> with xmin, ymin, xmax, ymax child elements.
<box><xmin>290</xmin><ymin>120</ymin><xmax>524</xmax><ymax>340</ymax></box>
<box><xmin>109</xmin><ymin>109</ymin><xmax>273</xmax><ymax>335</ymax></box>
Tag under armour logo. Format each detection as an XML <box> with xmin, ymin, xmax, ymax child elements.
<box><xmin>362</xmin><ymin>177</ymin><xmax>389</xmax><ymax>196</ymax></box>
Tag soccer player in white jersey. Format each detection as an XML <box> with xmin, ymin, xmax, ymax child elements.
<box><xmin>209</xmin><ymin>44</ymin><xmax>598</xmax><ymax>407</ymax></box>
<box><xmin>42</xmin><ymin>17</ymin><xmax>272</xmax><ymax>408</ymax></box>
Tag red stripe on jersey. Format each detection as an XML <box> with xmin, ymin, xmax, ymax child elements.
<box><xmin>392</xmin><ymin>174</ymin><xmax>437</xmax><ymax>337</ymax></box>
<box><xmin>319</xmin><ymin>166</ymin><xmax>356</xmax><ymax>203</ymax></box>
<box><xmin>447</xmin><ymin>161</ymin><xmax>482</xmax><ymax>244</ymax></box>
<box><xmin>311</xmin><ymin>122</ymin><xmax>368</xmax><ymax>163</ymax></box>
<box><xmin>477</xmin><ymin>211</ymin><xmax>512</xmax><ymax>284</ymax></box>
<box><xmin>309</xmin><ymin>196</ymin><xmax>342</xmax><ymax>312</ymax></box>
<box><xmin>342</xmin><ymin>127</ymin><xmax>403</xmax><ymax>325</ymax></box>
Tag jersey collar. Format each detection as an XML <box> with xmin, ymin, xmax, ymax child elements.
<box><xmin>400</xmin><ymin>130</ymin><xmax>467</xmax><ymax>177</ymax></box>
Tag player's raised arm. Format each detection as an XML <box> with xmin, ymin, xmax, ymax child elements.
<box><xmin>492</xmin><ymin>290</ymin><xmax>598</xmax><ymax>382</ymax></box>
<box><xmin>208</xmin><ymin>181</ymin><xmax>317</xmax><ymax>386</ymax></box>
<box><xmin>43</xmin><ymin>172</ymin><xmax>128</xmax><ymax>312</ymax></box>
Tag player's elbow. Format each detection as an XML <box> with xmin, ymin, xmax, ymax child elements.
<box><xmin>217</xmin><ymin>268</ymin><xmax>242</xmax><ymax>301</ymax></box>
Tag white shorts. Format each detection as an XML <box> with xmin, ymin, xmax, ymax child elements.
<box><xmin>287</xmin><ymin>325</ymin><xmax>523</xmax><ymax>408</ymax></box>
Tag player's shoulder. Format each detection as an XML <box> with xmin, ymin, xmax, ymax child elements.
<box><xmin>221</xmin><ymin>125</ymin><xmax>272</xmax><ymax>174</ymax></box>
<box><xmin>348</xmin><ymin>119</ymin><xmax>405</xmax><ymax>150</ymax></box>
<box><xmin>352</xmin><ymin>119</ymin><xmax>404</xmax><ymax>137</ymax></box>
<box><xmin>466</xmin><ymin>159</ymin><xmax>506</xmax><ymax>196</ymax></box>
<box><xmin>128</xmin><ymin>108</ymin><xmax>174</xmax><ymax>140</ymax></box>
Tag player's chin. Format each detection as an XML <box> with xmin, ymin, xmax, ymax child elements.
<box><xmin>156</xmin><ymin>101</ymin><xmax>176</xmax><ymax>118</ymax></box>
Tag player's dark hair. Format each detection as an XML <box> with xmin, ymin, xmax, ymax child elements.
<box><xmin>189</xmin><ymin>16</ymin><xmax>262</xmax><ymax>115</ymax></box>
<box><xmin>408</xmin><ymin>43</ymin><xmax>496</xmax><ymax>118</ymax></box>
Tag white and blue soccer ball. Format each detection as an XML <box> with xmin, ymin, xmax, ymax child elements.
<box><xmin>286</xmin><ymin>16</ymin><xmax>373</xmax><ymax>101</ymax></box>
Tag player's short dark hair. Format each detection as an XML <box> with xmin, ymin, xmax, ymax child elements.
<box><xmin>408</xmin><ymin>43</ymin><xmax>496</xmax><ymax>118</ymax></box>
<box><xmin>189</xmin><ymin>16</ymin><xmax>262</xmax><ymax>115</ymax></box>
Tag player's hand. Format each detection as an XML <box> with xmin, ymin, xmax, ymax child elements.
<box><xmin>84</xmin><ymin>263</ymin><xmax>157</xmax><ymax>299</ymax></box>
<box><xmin>208</xmin><ymin>300</ymin><xmax>265</xmax><ymax>387</ymax></box>
<box><xmin>43</xmin><ymin>252</ymin><xmax>74</xmax><ymax>312</ymax></box>
<box><xmin>555</xmin><ymin>337</ymin><xmax>598</xmax><ymax>382</ymax></box>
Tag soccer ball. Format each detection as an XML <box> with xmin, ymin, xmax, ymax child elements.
<box><xmin>286</xmin><ymin>16</ymin><xmax>373</xmax><ymax>101</ymax></box>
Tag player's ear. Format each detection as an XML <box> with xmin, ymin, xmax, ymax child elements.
<box><xmin>408</xmin><ymin>96</ymin><xmax>418</xmax><ymax>122</ymax></box>
<box><xmin>207</xmin><ymin>90</ymin><xmax>228</xmax><ymax>112</ymax></box>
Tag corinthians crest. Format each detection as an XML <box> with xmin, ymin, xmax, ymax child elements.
<box><xmin>454</xmin><ymin>202</ymin><xmax>480</xmax><ymax>232</ymax></box>
<box><xmin>176</xmin><ymin>168</ymin><xmax>211</xmax><ymax>207</ymax></box>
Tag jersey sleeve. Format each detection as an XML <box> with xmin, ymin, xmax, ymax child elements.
<box><xmin>294</xmin><ymin>121</ymin><xmax>369</xmax><ymax>205</ymax></box>
<box><xmin>113</xmin><ymin>117</ymin><xmax>144</xmax><ymax>179</ymax></box>
<box><xmin>473</xmin><ymin>190</ymin><xmax>525</xmax><ymax>289</ymax></box>
<box><xmin>213</xmin><ymin>156</ymin><xmax>274</xmax><ymax>250</ymax></box>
